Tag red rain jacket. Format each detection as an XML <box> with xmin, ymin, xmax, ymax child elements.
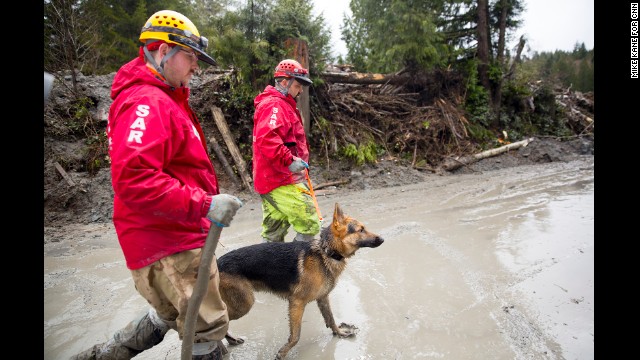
<box><xmin>252</xmin><ymin>85</ymin><xmax>309</xmax><ymax>194</ymax></box>
<box><xmin>108</xmin><ymin>57</ymin><xmax>217</xmax><ymax>270</ymax></box>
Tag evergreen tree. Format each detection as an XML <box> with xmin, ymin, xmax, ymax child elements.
<box><xmin>342</xmin><ymin>0</ymin><xmax>443</xmax><ymax>73</ymax></box>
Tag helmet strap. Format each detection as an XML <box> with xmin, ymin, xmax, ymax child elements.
<box><xmin>275</xmin><ymin>78</ymin><xmax>294</xmax><ymax>96</ymax></box>
<box><xmin>143</xmin><ymin>45</ymin><xmax>164</xmax><ymax>76</ymax></box>
<box><xmin>143</xmin><ymin>43</ymin><xmax>181</xmax><ymax>76</ymax></box>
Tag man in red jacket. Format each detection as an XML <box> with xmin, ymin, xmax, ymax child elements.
<box><xmin>71</xmin><ymin>10</ymin><xmax>242</xmax><ymax>360</ymax></box>
<box><xmin>252</xmin><ymin>59</ymin><xmax>321</xmax><ymax>242</ymax></box>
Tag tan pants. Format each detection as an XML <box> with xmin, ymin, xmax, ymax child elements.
<box><xmin>131</xmin><ymin>248</ymin><xmax>229</xmax><ymax>343</ymax></box>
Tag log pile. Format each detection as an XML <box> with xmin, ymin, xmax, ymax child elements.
<box><xmin>189</xmin><ymin>66</ymin><xmax>594</xmax><ymax>188</ymax></box>
<box><xmin>311</xmin><ymin>69</ymin><xmax>594</xmax><ymax>172</ymax></box>
<box><xmin>312</xmin><ymin>68</ymin><xmax>476</xmax><ymax>170</ymax></box>
<box><xmin>555</xmin><ymin>89</ymin><xmax>594</xmax><ymax>135</ymax></box>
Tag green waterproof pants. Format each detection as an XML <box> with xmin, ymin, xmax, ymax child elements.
<box><xmin>260</xmin><ymin>182</ymin><xmax>321</xmax><ymax>242</ymax></box>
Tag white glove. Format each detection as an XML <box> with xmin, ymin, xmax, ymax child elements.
<box><xmin>288</xmin><ymin>156</ymin><xmax>309</xmax><ymax>173</ymax></box>
<box><xmin>207</xmin><ymin>194</ymin><xmax>243</xmax><ymax>227</ymax></box>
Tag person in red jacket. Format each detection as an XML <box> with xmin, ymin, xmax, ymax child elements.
<box><xmin>71</xmin><ymin>10</ymin><xmax>242</xmax><ymax>360</ymax></box>
<box><xmin>252</xmin><ymin>59</ymin><xmax>321</xmax><ymax>242</ymax></box>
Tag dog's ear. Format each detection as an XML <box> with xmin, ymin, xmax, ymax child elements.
<box><xmin>333</xmin><ymin>203</ymin><xmax>344</xmax><ymax>225</ymax></box>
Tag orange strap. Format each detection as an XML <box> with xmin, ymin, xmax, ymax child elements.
<box><xmin>305</xmin><ymin>169</ymin><xmax>323</xmax><ymax>221</ymax></box>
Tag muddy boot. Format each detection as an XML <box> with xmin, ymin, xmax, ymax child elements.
<box><xmin>293</xmin><ymin>232</ymin><xmax>314</xmax><ymax>242</ymax></box>
<box><xmin>70</xmin><ymin>308</ymin><xmax>173</xmax><ymax>360</ymax></box>
<box><xmin>191</xmin><ymin>341</ymin><xmax>224</xmax><ymax>360</ymax></box>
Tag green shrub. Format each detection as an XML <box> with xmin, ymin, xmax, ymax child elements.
<box><xmin>341</xmin><ymin>141</ymin><xmax>380</xmax><ymax>166</ymax></box>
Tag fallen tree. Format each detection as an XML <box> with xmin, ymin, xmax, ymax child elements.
<box><xmin>321</xmin><ymin>71</ymin><xmax>413</xmax><ymax>85</ymax></box>
<box><xmin>439</xmin><ymin>138</ymin><xmax>535</xmax><ymax>171</ymax></box>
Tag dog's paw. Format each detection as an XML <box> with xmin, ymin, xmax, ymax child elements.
<box><xmin>225</xmin><ymin>332</ymin><xmax>245</xmax><ymax>346</ymax></box>
<box><xmin>336</xmin><ymin>322</ymin><xmax>359</xmax><ymax>337</ymax></box>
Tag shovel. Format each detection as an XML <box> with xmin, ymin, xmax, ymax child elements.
<box><xmin>181</xmin><ymin>224</ymin><xmax>223</xmax><ymax>360</ymax></box>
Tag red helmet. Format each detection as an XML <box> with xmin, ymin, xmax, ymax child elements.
<box><xmin>274</xmin><ymin>59</ymin><xmax>312</xmax><ymax>85</ymax></box>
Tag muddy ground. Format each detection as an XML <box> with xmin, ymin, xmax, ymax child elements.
<box><xmin>44</xmin><ymin>137</ymin><xmax>594</xmax><ymax>360</ymax></box>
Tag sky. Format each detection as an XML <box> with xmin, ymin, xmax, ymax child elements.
<box><xmin>312</xmin><ymin>0</ymin><xmax>595</xmax><ymax>59</ymax></box>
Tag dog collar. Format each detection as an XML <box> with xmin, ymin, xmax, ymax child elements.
<box><xmin>325</xmin><ymin>248</ymin><xmax>344</xmax><ymax>261</ymax></box>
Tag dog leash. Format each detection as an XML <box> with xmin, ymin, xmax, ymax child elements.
<box><xmin>304</xmin><ymin>168</ymin><xmax>323</xmax><ymax>221</ymax></box>
<box><xmin>284</xmin><ymin>141</ymin><xmax>323</xmax><ymax>221</ymax></box>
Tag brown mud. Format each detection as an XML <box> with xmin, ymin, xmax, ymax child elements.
<box><xmin>44</xmin><ymin>152</ymin><xmax>594</xmax><ymax>360</ymax></box>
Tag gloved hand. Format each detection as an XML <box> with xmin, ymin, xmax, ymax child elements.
<box><xmin>288</xmin><ymin>156</ymin><xmax>309</xmax><ymax>173</ymax></box>
<box><xmin>207</xmin><ymin>194</ymin><xmax>244</xmax><ymax>227</ymax></box>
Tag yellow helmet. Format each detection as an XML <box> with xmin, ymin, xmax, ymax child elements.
<box><xmin>140</xmin><ymin>10</ymin><xmax>216</xmax><ymax>66</ymax></box>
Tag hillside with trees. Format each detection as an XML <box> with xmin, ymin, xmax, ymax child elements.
<box><xmin>44</xmin><ymin>0</ymin><xmax>594</xmax><ymax>218</ymax></box>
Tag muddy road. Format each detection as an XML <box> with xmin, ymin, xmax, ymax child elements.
<box><xmin>44</xmin><ymin>156</ymin><xmax>594</xmax><ymax>360</ymax></box>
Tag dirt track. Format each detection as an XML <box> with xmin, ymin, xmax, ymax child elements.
<box><xmin>44</xmin><ymin>155</ymin><xmax>594</xmax><ymax>360</ymax></box>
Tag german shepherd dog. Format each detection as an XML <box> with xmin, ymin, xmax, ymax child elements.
<box><xmin>217</xmin><ymin>203</ymin><xmax>384</xmax><ymax>359</ymax></box>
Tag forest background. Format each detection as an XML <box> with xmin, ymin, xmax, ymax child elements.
<box><xmin>43</xmin><ymin>0</ymin><xmax>594</xmax><ymax>195</ymax></box>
